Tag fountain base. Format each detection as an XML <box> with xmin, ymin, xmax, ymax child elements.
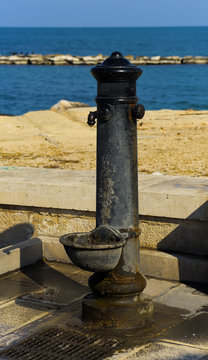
<box><xmin>82</xmin><ymin>293</ymin><xmax>154</xmax><ymax>329</ymax></box>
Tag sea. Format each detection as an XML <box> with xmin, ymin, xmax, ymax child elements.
<box><xmin>0</xmin><ymin>27</ymin><xmax>208</xmax><ymax>115</ymax></box>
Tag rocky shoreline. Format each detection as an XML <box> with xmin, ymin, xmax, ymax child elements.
<box><xmin>0</xmin><ymin>54</ymin><xmax>208</xmax><ymax>65</ymax></box>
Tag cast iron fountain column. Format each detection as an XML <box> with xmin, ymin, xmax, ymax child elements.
<box><xmin>60</xmin><ymin>51</ymin><xmax>153</xmax><ymax>329</ymax></box>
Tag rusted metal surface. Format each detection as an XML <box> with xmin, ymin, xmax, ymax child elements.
<box><xmin>60</xmin><ymin>51</ymin><xmax>153</xmax><ymax>329</ymax></box>
<box><xmin>82</xmin><ymin>294</ymin><xmax>154</xmax><ymax>329</ymax></box>
<box><xmin>0</xmin><ymin>327</ymin><xmax>123</xmax><ymax>360</ymax></box>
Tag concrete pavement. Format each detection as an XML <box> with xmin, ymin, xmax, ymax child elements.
<box><xmin>0</xmin><ymin>261</ymin><xmax>207</xmax><ymax>359</ymax></box>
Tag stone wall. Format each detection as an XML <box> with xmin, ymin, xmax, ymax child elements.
<box><xmin>0</xmin><ymin>167</ymin><xmax>207</xmax><ymax>256</ymax></box>
<box><xmin>0</xmin><ymin>167</ymin><xmax>207</xmax><ymax>282</ymax></box>
<box><xmin>0</xmin><ymin>205</ymin><xmax>207</xmax><ymax>257</ymax></box>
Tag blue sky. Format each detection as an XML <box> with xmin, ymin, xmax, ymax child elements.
<box><xmin>1</xmin><ymin>0</ymin><xmax>208</xmax><ymax>27</ymax></box>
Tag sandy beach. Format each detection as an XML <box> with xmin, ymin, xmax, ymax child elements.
<box><xmin>0</xmin><ymin>104</ymin><xmax>207</xmax><ymax>177</ymax></box>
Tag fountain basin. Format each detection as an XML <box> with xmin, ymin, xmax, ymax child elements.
<box><xmin>59</xmin><ymin>225</ymin><xmax>126</xmax><ymax>272</ymax></box>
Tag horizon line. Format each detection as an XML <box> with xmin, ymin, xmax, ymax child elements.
<box><xmin>0</xmin><ymin>25</ymin><xmax>208</xmax><ymax>28</ymax></box>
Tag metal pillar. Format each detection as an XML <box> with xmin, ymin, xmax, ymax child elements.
<box><xmin>60</xmin><ymin>51</ymin><xmax>153</xmax><ymax>329</ymax></box>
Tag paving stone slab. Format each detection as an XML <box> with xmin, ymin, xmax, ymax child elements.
<box><xmin>159</xmin><ymin>313</ymin><xmax>208</xmax><ymax>347</ymax></box>
<box><xmin>0</xmin><ymin>271</ymin><xmax>42</xmax><ymax>305</ymax></box>
<box><xmin>155</xmin><ymin>283</ymin><xmax>208</xmax><ymax>317</ymax></box>
<box><xmin>20</xmin><ymin>261</ymin><xmax>90</xmax><ymax>307</ymax></box>
<box><xmin>127</xmin><ymin>342</ymin><xmax>208</xmax><ymax>360</ymax></box>
<box><xmin>0</xmin><ymin>300</ymin><xmax>48</xmax><ymax>336</ymax></box>
<box><xmin>144</xmin><ymin>278</ymin><xmax>179</xmax><ymax>298</ymax></box>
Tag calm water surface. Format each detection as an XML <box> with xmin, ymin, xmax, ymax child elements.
<box><xmin>0</xmin><ymin>27</ymin><xmax>208</xmax><ymax>115</ymax></box>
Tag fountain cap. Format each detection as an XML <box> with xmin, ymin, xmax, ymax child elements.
<box><xmin>91</xmin><ymin>51</ymin><xmax>142</xmax><ymax>82</ymax></box>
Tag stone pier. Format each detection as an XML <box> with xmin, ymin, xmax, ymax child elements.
<box><xmin>1</xmin><ymin>54</ymin><xmax>208</xmax><ymax>65</ymax></box>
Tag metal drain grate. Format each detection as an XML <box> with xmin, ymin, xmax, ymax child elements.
<box><xmin>0</xmin><ymin>327</ymin><xmax>122</xmax><ymax>360</ymax></box>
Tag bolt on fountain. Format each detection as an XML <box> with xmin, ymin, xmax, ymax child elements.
<box><xmin>60</xmin><ymin>51</ymin><xmax>154</xmax><ymax>329</ymax></box>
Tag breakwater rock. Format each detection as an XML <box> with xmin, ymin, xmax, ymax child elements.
<box><xmin>0</xmin><ymin>54</ymin><xmax>208</xmax><ymax>65</ymax></box>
